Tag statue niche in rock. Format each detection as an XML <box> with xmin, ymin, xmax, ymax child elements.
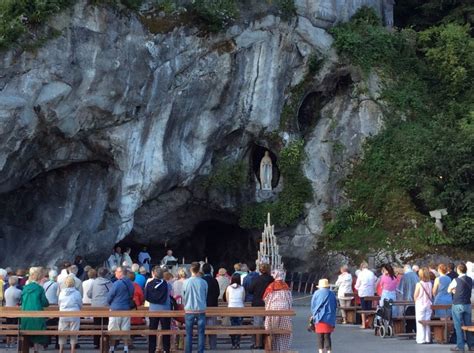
<box><xmin>260</xmin><ymin>151</ymin><xmax>273</xmax><ymax>191</ymax></box>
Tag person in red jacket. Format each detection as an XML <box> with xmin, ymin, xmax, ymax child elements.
<box><xmin>128</xmin><ymin>272</ymin><xmax>145</xmax><ymax>325</ymax></box>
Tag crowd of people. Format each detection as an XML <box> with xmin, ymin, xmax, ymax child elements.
<box><xmin>325</xmin><ymin>260</ymin><xmax>474</xmax><ymax>352</ymax></box>
<box><xmin>2</xmin><ymin>253</ymin><xmax>474</xmax><ymax>353</ymax></box>
<box><xmin>0</xmin><ymin>251</ymin><xmax>293</xmax><ymax>353</ymax></box>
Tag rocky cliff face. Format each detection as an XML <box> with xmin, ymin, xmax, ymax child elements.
<box><xmin>0</xmin><ymin>0</ymin><xmax>387</xmax><ymax>268</ymax></box>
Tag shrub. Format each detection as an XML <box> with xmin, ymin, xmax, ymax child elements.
<box><xmin>330</xmin><ymin>8</ymin><xmax>400</xmax><ymax>74</ymax></box>
<box><xmin>274</xmin><ymin>0</ymin><xmax>296</xmax><ymax>21</ymax></box>
<box><xmin>240</xmin><ymin>139</ymin><xmax>313</xmax><ymax>229</ymax></box>
<box><xmin>0</xmin><ymin>0</ymin><xmax>72</xmax><ymax>50</ymax></box>
<box><xmin>120</xmin><ymin>0</ymin><xmax>144</xmax><ymax>10</ymax></box>
<box><xmin>191</xmin><ymin>0</ymin><xmax>238</xmax><ymax>32</ymax></box>
<box><xmin>308</xmin><ymin>52</ymin><xmax>324</xmax><ymax>74</ymax></box>
<box><xmin>204</xmin><ymin>161</ymin><xmax>247</xmax><ymax>192</ymax></box>
<box><xmin>325</xmin><ymin>6</ymin><xmax>474</xmax><ymax>257</ymax></box>
<box><xmin>418</xmin><ymin>23</ymin><xmax>474</xmax><ymax>96</ymax></box>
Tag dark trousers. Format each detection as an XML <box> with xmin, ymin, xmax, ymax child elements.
<box><xmin>149</xmin><ymin>317</ymin><xmax>171</xmax><ymax>353</ymax></box>
<box><xmin>317</xmin><ymin>333</ymin><xmax>332</xmax><ymax>350</ymax></box>
<box><xmin>230</xmin><ymin>317</ymin><xmax>242</xmax><ymax>346</ymax></box>
<box><xmin>360</xmin><ymin>297</ymin><xmax>372</xmax><ymax>310</ymax></box>
<box><xmin>93</xmin><ymin>317</ymin><xmax>108</xmax><ymax>347</ymax></box>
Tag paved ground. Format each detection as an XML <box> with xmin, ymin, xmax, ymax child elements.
<box><xmin>292</xmin><ymin>304</ymin><xmax>449</xmax><ymax>353</ymax></box>
<box><xmin>0</xmin><ymin>297</ymin><xmax>454</xmax><ymax>352</ymax></box>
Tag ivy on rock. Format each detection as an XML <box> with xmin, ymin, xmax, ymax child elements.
<box><xmin>239</xmin><ymin>139</ymin><xmax>313</xmax><ymax>229</ymax></box>
<box><xmin>323</xmin><ymin>7</ymin><xmax>474</xmax><ymax>259</ymax></box>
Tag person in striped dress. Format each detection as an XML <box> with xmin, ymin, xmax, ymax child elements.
<box><xmin>263</xmin><ymin>270</ymin><xmax>293</xmax><ymax>351</ymax></box>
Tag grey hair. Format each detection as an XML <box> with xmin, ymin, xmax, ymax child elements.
<box><xmin>98</xmin><ymin>267</ymin><xmax>109</xmax><ymax>278</ymax></box>
<box><xmin>49</xmin><ymin>269</ymin><xmax>58</xmax><ymax>280</ymax></box>
<box><xmin>9</xmin><ymin>276</ymin><xmax>19</xmax><ymax>286</ymax></box>
<box><xmin>404</xmin><ymin>264</ymin><xmax>412</xmax><ymax>272</ymax></box>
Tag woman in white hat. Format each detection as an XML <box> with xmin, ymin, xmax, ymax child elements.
<box><xmin>311</xmin><ymin>278</ymin><xmax>337</xmax><ymax>353</ymax></box>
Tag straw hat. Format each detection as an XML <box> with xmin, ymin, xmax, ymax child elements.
<box><xmin>317</xmin><ymin>278</ymin><xmax>330</xmax><ymax>288</ymax></box>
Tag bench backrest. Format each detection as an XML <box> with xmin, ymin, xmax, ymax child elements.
<box><xmin>0</xmin><ymin>307</ymin><xmax>295</xmax><ymax>319</ymax></box>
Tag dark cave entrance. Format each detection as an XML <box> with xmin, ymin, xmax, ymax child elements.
<box><xmin>117</xmin><ymin>220</ymin><xmax>259</xmax><ymax>272</ymax></box>
<box><xmin>251</xmin><ymin>145</ymin><xmax>280</xmax><ymax>189</ymax></box>
<box><xmin>297</xmin><ymin>92</ymin><xmax>328</xmax><ymax>134</ymax></box>
<box><xmin>177</xmin><ymin>220</ymin><xmax>259</xmax><ymax>271</ymax></box>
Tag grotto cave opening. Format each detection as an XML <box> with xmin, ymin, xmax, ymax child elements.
<box><xmin>297</xmin><ymin>92</ymin><xmax>328</xmax><ymax>134</ymax></box>
<box><xmin>117</xmin><ymin>220</ymin><xmax>259</xmax><ymax>271</ymax></box>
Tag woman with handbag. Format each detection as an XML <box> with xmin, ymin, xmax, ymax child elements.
<box><xmin>414</xmin><ymin>267</ymin><xmax>433</xmax><ymax>344</ymax></box>
<box><xmin>311</xmin><ymin>279</ymin><xmax>337</xmax><ymax>353</ymax></box>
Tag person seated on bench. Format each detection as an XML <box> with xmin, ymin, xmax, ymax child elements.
<box><xmin>58</xmin><ymin>275</ymin><xmax>83</xmax><ymax>353</ymax></box>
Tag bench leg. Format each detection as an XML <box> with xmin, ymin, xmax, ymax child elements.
<box><xmin>19</xmin><ymin>335</ymin><xmax>29</xmax><ymax>353</ymax></box>
<box><xmin>361</xmin><ymin>314</ymin><xmax>367</xmax><ymax>329</ymax></box>
<box><xmin>347</xmin><ymin>310</ymin><xmax>356</xmax><ymax>324</ymax></box>
<box><xmin>264</xmin><ymin>334</ymin><xmax>272</xmax><ymax>352</ymax></box>
<box><xmin>432</xmin><ymin>326</ymin><xmax>445</xmax><ymax>344</ymax></box>
<box><xmin>101</xmin><ymin>335</ymin><xmax>110</xmax><ymax>353</ymax></box>
<box><xmin>393</xmin><ymin>320</ymin><xmax>405</xmax><ymax>334</ymax></box>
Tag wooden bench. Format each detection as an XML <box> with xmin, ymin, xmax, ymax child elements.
<box><xmin>419</xmin><ymin>320</ymin><xmax>453</xmax><ymax>343</ymax></box>
<box><xmin>356</xmin><ymin>310</ymin><xmax>376</xmax><ymax>329</ymax></box>
<box><xmin>340</xmin><ymin>306</ymin><xmax>361</xmax><ymax>324</ymax></box>
<box><xmin>392</xmin><ymin>316</ymin><xmax>416</xmax><ymax>335</ymax></box>
<box><xmin>0</xmin><ymin>307</ymin><xmax>295</xmax><ymax>353</ymax></box>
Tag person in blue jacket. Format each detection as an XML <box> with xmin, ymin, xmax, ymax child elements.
<box><xmin>311</xmin><ymin>278</ymin><xmax>337</xmax><ymax>353</ymax></box>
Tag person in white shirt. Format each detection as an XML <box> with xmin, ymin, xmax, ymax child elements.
<box><xmin>58</xmin><ymin>276</ymin><xmax>83</xmax><ymax>353</ymax></box>
<box><xmin>58</xmin><ymin>265</ymin><xmax>83</xmax><ymax>297</ymax></box>
<box><xmin>335</xmin><ymin>265</ymin><xmax>353</xmax><ymax>324</ymax></box>
<box><xmin>225</xmin><ymin>274</ymin><xmax>245</xmax><ymax>349</ymax></box>
<box><xmin>122</xmin><ymin>248</ymin><xmax>133</xmax><ymax>268</ymax></box>
<box><xmin>4</xmin><ymin>276</ymin><xmax>22</xmax><ymax>348</ymax></box>
<box><xmin>82</xmin><ymin>269</ymin><xmax>96</xmax><ymax>304</ymax></box>
<box><xmin>355</xmin><ymin>261</ymin><xmax>376</xmax><ymax>310</ymax></box>
<box><xmin>161</xmin><ymin>250</ymin><xmax>178</xmax><ymax>267</ymax></box>
<box><xmin>138</xmin><ymin>247</ymin><xmax>152</xmax><ymax>274</ymax></box>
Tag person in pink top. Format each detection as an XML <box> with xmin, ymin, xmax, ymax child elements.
<box><xmin>379</xmin><ymin>264</ymin><xmax>399</xmax><ymax>316</ymax></box>
<box><xmin>414</xmin><ymin>268</ymin><xmax>433</xmax><ymax>344</ymax></box>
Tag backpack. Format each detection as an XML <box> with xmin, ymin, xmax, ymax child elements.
<box><xmin>145</xmin><ymin>279</ymin><xmax>168</xmax><ymax>305</ymax></box>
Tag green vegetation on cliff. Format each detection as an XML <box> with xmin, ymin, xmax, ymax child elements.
<box><xmin>323</xmin><ymin>7</ymin><xmax>474</xmax><ymax>260</ymax></box>
<box><xmin>239</xmin><ymin>140</ymin><xmax>313</xmax><ymax>229</ymax></box>
<box><xmin>0</xmin><ymin>0</ymin><xmax>71</xmax><ymax>49</ymax></box>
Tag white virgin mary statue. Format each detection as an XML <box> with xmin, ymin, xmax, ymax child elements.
<box><xmin>260</xmin><ymin>151</ymin><xmax>273</xmax><ymax>190</ymax></box>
